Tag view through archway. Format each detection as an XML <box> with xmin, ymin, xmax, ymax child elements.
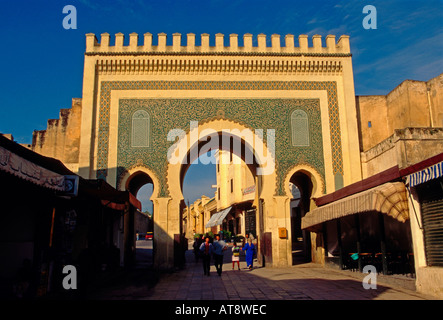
<box><xmin>180</xmin><ymin>132</ymin><xmax>260</xmax><ymax>265</ymax></box>
<box><xmin>126</xmin><ymin>172</ymin><xmax>154</xmax><ymax>268</ymax></box>
<box><xmin>289</xmin><ymin>171</ymin><xmax>313</xmax><ymax>265</ymax></box>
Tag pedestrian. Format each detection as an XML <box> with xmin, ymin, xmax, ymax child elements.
<box><xmin>242</xmin><ymin>233</ymin><xmax>249</xmax><ymax>247</ymax></box>
<box><xmin>193</xmin><ymin>235</ymin><xmax>203</xmax><ymax>262</ymax></box>
<box><xmin>199</xmin><ymin>236</ymin><xmax>213</xmax><ymax>276</ymax></box>
<box><xmin>232</xmin><ymin>244</ymin><xmax>241</xmax><ymax>270</ymax></box>
<box><xmin>213</xmin><ymin>234</ymin><xmax>227</xmax><ymax>276</ymax></box>
<box><xmin>242</xmin><ymin>238</ymin><xmax>255</xmax><ymax>270</ymax></box>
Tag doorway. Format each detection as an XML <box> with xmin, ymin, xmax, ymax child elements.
<box><xmin>126</xmin><ymin>171</ymin><xmax>154</xmax><ymax>269</ymax></box>
<box><xmin>289</xmin><ymin>172</ymin><xmax>313</xmax><ymax>264</ymax></box>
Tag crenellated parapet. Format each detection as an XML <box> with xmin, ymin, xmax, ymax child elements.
<box><xmin>85</xmin><ymin>32</ymin><xmax>351</xmax><ymax>56</ymax></box>
<box><xmin>84</xmin><ymin>32</ymin><xmax>352</xmax><ymax>75</ymax></box>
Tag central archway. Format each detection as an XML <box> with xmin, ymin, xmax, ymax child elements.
<box><xmin>165</xmin><ymin>119</ymin><xmax>277</xmax><ymax>268</ymax></box>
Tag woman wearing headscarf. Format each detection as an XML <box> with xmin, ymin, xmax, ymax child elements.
<box><xmin>242</xmin><ymin>238</ymin><xmax>255</xmax><ymax>270</ymax></box>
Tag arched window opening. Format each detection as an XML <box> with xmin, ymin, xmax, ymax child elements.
<box><xmin>291</xmin><ymin>109</ymin><xmax>309</xmax><ymax>147</ymax></box>
<box><xmin>132</xmin><ymin>110</ymin><xmax>150</xmax><ymax>147</ymax></box>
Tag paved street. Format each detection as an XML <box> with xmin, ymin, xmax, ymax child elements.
<box><xmin>135</xmin><ymin>238</ymin><xmax>154</xmax><ymax>268</ymax></box>
<box><xmin>89</xmin><ymin>241</ymin><xmax>435</xmax><ymax>300</ymax></box>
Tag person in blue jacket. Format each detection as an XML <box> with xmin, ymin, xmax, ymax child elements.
<box><xmin>199</xmin><ymin>236</ymin><xmax>213</xmax><ymax>276</ymax></box>
<box><xmin>212</xmin><ymin>234</ymin><xmax>227</xmax><ymax>276</ymax></box>
<box><xmin>242</xmin><ymin>238</ymin><xmax>256</xmax><ymax>270</ymax></box>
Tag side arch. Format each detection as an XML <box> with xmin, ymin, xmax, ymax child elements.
<box><xmin>284</xmin><ymin>164</ymin><xmax>325</xmax><ymax>264</ymax></box>
<box><xmin>118</xmin><ymin>165</ymin><xmax>160</xmax><ymax>200</ymax></box>
<box><xmin>283</xmin><ymin>164</ymin><xmax>325</xmax><ymax>200</ymax></box>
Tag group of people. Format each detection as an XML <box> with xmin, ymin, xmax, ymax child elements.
<box><xmin>193</xmin><ymin>233</ymin><xmax>256</xmax><ymax>276</ymax></box>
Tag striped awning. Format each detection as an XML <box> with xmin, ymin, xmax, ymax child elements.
<box><xmin>205</xmin><ymin>206</ymin><xmax>232</xmax><ymax>228</ymax></box>
<box><xmin>406</xmin><ymin>161</ymin><xmax>443</xmax><ymax>187</ymax></box>
<box><xmin>302</xmin><ymin>182</ymin><xmax>409</xmax><ymax>232</ymax></box>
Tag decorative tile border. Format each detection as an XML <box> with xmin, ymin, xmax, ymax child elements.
<box><xmin>97</xmin><ymin>81</ymin><xmax>343</xmax><ymax>196</ymax></box>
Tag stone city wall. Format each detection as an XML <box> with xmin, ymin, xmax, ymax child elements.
<box><xmin>32</xmin><ymin>98</ymin><xmax>82</xmax><ymax>173</ymax></box>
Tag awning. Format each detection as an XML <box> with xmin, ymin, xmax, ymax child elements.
<box><xmin>101</xmin><ymin>200</ymin><xmax>126</xmax><ymax>211</ymax></box>
<box><xmin>0</xmin><ymin>145</ymin><xmax>65</xmax><ymax>191</ymax></box>
<box><xmin>100</xmin><ymin>193</ymin><xmax>141</xmax><ymax>211</ymax></box>
<box><xmin>81</xmin><ymin>179</ymin><xmax>142</xmax><ymax>211</ymax></box>
<box><xmin>205</xmin><ymin>206</ymin><xmax>232</xmax><ymax>228</ymax></box>
<box><xmin>302</xmin><ymin>182</ymin><xmax>409</xmax><ymax>232</ymax></box>
<box><xmin>406</xmin><ymin>161</ymin><xmax>443</xmax><ymax>187</ymax></box>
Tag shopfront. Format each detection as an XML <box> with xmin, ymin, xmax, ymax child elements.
<box><xmin>403</xmin><ymin>155</ymin><xmax>443</xmax><ymax>297</ymax></box>
<box><xmin>302</xmin><ymin>182</ymin><xmax>414</xmax><ymax>275</ymax></box>
<box><xmin>0</xmin><ymin>134</ymin><xmax>140</xmax><ymax>298</ymax></box>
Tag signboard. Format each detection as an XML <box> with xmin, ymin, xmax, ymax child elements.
<box><xmin>243</xmin><ymin>185</ymin><xmax>256</xmax><ymax>195</ymax></box>
<box><xmin>63</xmin><ymin>175</ymin><xmax>79</xmax><ymax>197</ymax></box>
<box><xmin>0</xmin><ymin>145</ymin><xmax>65</xmax><ymax>191</ymax></box>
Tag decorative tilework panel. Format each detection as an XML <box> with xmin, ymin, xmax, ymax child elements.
<box><xmin>117</xmin><ymin>98</ymin><xmax>324</xmax><ymax>197</ymax></box>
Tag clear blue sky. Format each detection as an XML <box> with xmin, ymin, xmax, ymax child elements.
<box><xmin>0</xmin><ymin>0</ymin><xmax>442</xmax><ymax>208</ymax></box>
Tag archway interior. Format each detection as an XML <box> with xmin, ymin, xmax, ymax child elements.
<box><xmin>181</xmin><ymin>131</ymin><xmax>259</xmax><ymax>239</ymax></box>
<box><xmin>127</xmin><ymin>172</ymin><xmax>154</xmax><ymax>229</ymax></box>
<box><xmin>289</xmin><ymin>171</ymin><xmax>313</xmax><ymax>264</ymax></box>
<box><xmin>182</xmin><ymin>150</ymin><xmax>217</xmax><ymax>203</ymax></box>
<box><xmin>180</xmin><ymin>132</ymin><xmax>258</xmax><ymax>193</ymax></box>
<box><xmin>137</xmin><ymin>184</ymin><xmax>153</xmax><ymax>214</ymax></box>
<box><xmin>126</xmin><ymin>171</ymin><xmax>153</xmax><ymax>195</ymax></box>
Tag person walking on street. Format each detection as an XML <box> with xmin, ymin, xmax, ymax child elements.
<box><xmin>213</xmin><ymin>234</ymin><xmax>227</xmax><ymax>276</ymax></box>
<box><xmin>232</xmin><ymin>244</ymin><xmax>241</xmax><ymax>270</ymax></box>
<box><xmin>242</xmin><ymin>238</ymin><xmax>255</xmax><ymax>270</ymax></box>
<box><xmin>199</xmin><ymin>236</ymin><xmax>213</xmax><ymax>276</ymax></box>
<box><xmin>193</xmin><ymin>236</ymin><xmax>203</xmax><ymax>262</ymax></box>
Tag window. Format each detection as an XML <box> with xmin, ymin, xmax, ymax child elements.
<box><xmin>132</xmin><ymin>110</ymin><xmax>150</xmax><ymax>147</ymax></box>
<box><xmin>291</xmin><ymin>109</ymin><xmax>309</xmax><ymax>147</ymax></box>
<box><xmin>422</xmin><ymin>199</ymin><xmax>443</xmax><ymax>267</ymax></box>
<box><xmin>231</xmin><ymin>179</ymin><xmax>233</xmax><ymax>193</ymax></box>
<box><xmin>417</xmin><ymin>178</ymin><xmax>443</xmax><ymax>267</ymax></box>
<box><xmin>230</xmin><ymin>137</ymin><xmax>233</xmax><ymax>163</ymax></box>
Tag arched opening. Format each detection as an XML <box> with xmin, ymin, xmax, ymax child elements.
<box><xmin>180</xmin><ymin>131</ymin><xmax>260</xmax><ymax>264</ymax></box>
<box><xmin>125</xmin><ymin>171</ymin><xmax>155</xmax><ymax>268</ymax></box>
<box><xmin>166</xmin><ymin>120</ymin><xmax>276</xmax><ymax>269</ymax></box>
<box><xmin>289</xmin><ymin>171</ymin><xmax>313</xmax><ymax>264</ymax></box>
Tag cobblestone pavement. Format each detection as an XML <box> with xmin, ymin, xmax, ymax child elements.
<box><xmin>93</xmin><ymin>242</ymin><xmax>435</xmax><ymax>301</ymax></box>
